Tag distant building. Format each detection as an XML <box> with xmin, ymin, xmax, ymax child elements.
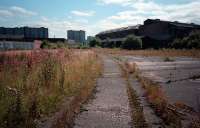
<box><xmin>96</xmin><ymin>25</ymin><xmax>140</xmax><ymax>45</ymax></box>
<box><xmin>67</xmin><ymin>39</ymin><xmax>76</xmax><ymax>45</ymax></box>
<box><xmin>96</xmin><ymin>19</ymin><xmax>200</xmax><ymax>48</ymax></box>
<box><xmin>67</xmin><ymin>30</ymin><xmax>85</xmax><ymax>43</ymax></box>
<box><xmin>0</xmin><ymin>40</ymin><xmax>42</xmax><ymax>51</ymax></box>
<box><xmin>138</xmin><ymin>19</ymin><xmax>200</xmax><ymax>48</ymax></box>
<box><xmin>0</xmin><ymin>27</ymin><xmax>48</xmax><ymax>40</ymax></box>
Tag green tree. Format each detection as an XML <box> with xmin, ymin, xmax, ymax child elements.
<box><xmin>186</xmin><ymin>31</ymin><xmax>200</xmax><ymax>49</ymax></box>
<box><xmin>171</xmin><ymin>38</ymin><xmax>183</xmax><ymax>49</ymax></box>
<box><xmin>89</xmin><ymin>38</ymin><xmax>100</xmax><ymax>47</ymax></box>
<box><xmin>121</xmin><ymin>35</ymin><xmax>142</xmax><ymax>50</ymax></box>
<box><xmin>171</xmin><ymin>30</ymin><xmax>200</xmax><ymax>49</ymax></box>
<box><xmin>40</xmin><ymin>40</ymin><xmax>49</xmax><ymax>49</ymax></box>
<box><xmin>103</xmin><ymin>38</ymin><xmax>116</xmax><ymax>48</ymax></box>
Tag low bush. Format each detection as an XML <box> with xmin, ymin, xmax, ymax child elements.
<box><xmin>41</xmin><ymin>41</ymin><xmax>68</xmax><ymax>49</ymax></box>
<box><xmin>76</xmin><ymin>44</ymin><xmax>90</xmax><ymax>49</ymax></box>
<box><xmin>102</xmin><ymin>38</ymin><xmax>116</xmax><ymax>48</ymax></box>
<box><xmin>89</xmin><ymin>38</ymin><xmax>101</xmax><ymax>47</ymax></box>
<box><xmin>171</xmin><ymin>30</ymin><xmax>200</xmax><ymax>49</ymax></box>
<box><xmin>121</xmin><ymin>35</ymin><xmax>142</xmax><ymax>50</ymax></box>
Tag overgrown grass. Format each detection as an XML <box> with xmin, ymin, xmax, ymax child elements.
<box><xmin>127</xmin><ymin>81</ymin><xmax>148</xmax><ymax>128</ymax></box>
<box><xmin>0</xmin><ymin>49</ymin><xmax>102</xmax><ymax>128</ymax></box>
<box><xmin>120</xmin><ymin>60</ymin><xmax>182</xmax><ymax>127</ymax></box>
<box><xmin>136</xmin><ymin>76</ymin><xmax>182</xmax><ymax>128</ymax></box>
<box><xmin>41</xmin><ymin>40</ymin><xmax>68</xmax><ymax>49</ymax></box>
<box><xmin>95</xmin><ymin>48</ymin><xmax>200</xmax><ymax>58</ymax></box>
<box><xmin>116</xmin><ymin>59</ymin><xmax>148</xmax><ymax>128</ymax></box>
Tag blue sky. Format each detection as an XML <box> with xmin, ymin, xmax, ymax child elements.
<box><xmin>0</xmin><ymin>0</ymin><xmax>200</xmax><ymax>38</ymax></box>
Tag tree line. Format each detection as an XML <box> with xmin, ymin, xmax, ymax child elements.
<box><xmin>89</xmin><ymin>30</ymin><xmax>200</xmax><ymax>50</ymax></box>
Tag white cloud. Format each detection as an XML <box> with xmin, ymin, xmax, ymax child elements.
<box><xmin>98</xmin><ymin>0</ymin><xmax>131</xmax><ymax>5</ymax></box>
<box><xmin>1</xmin><ymin>1</ymin><xmax>200</xmax><ymax>38</ymax></box>
<box><xmin>75</xmin><ymin>19</ymin><xmax>89</xmax><ymax>24</ymax></box>
<box><xmin>97</xmin><ymin>0</ymin><xmax>145</xmax><ymax>6</ymax></box>
<box><xmin>35</xmin><ymin>0</ymin><xmax>200</xmax><ymax>37</ymax></box>
<box><xmin>0</xmin><ymin>10</ymin><xmax>13</xmax><ymax>17</ymax></box>
<box><xmin>0</xmin><ymin>6</ymin><xmax>37</xmax><ymax>18</ymax></box>
<box><xmin>131</xmin><ymin>1</ymin><xmax>163</xmax><ymax>13</ymax></box>
<box><xmin>10</xmin><ymin>6</ymin><xmax>37</xmax><ymax>16</ymax></box>
<box><xmin>93</xmin><ymin>0</ymin><xmax>200</xmax><ymax>35</ymax></box>
<box><xmin>71</xmin><ymin>10</ymin><xmax>95</xmax><ymax>17</ymax></box>
<box><xmin>30</xmin><ymin>17</ymin><xmax>90</xmax><ymax>38</ymax></box>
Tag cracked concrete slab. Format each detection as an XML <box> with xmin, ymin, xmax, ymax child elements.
<box><xmin>121</xmin><ymin>55</ymin><xmax>200</xmax><ymax>111</ymax></box>
<box><xmin>73</xmin><ymin>56</ymin><xmax>132</xmax><ymax>128</ymax></box>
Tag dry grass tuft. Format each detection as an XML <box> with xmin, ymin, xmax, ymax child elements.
<box><xmin>115</xmin><ymin>59</ymin><xmax>148</xmax><ymax>128</ymax></box>
<box><xmin>125</xmin><ymin>62</ymin><xmax>136</xmax><ymax>74</ymax></box>
<box><xmin>0</xmin><ymin>49</ymin><xmax>102</xmax><ymax>128</ymax></box>
<box><xmin>127</xmin><ymin>82</ymin><xmax>148</xmax><ymax>128</ymax></box>
<box><xmin>95</xmin><ymin>48</ymin><xmax>200</xmax><ymax>58</ymax></box>
<box><xmin>122</xmin><ymin>60</ymin><xmax>182</xmax><ymax>127</ymax></box>
<box><xmin>137</xmin><ymin>76</ymin><xmax>182</xmax><ymax>127</ymax></box>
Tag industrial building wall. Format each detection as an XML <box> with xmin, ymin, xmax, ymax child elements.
<box><xmin>0</xmin><ymin>41</ymin><xmax>34</xmax><ymax>50</ymax></box>
<box><xmin>24</xmin><ymin>27</ymin><xmax>48</xmax><ymax>39</ymax></box>
<box><xmin>139</xmin><ymin>22</ymin><xmax>171</xmax><ymax>39</ymax></box>
<box><xmin>79</xmin><ymin>31</ymin><xmax>86</xmax><ymax>43</ymax></box>
<box><xmin>0</xmin><ymin>27</ymin><xmax>48</xmax><ymax>39</ymax></box>
<box><xmin>0</xmin><ymin>27</ymin><xmax>24</xmax><ymax>39</ymax></box>
<box><xmin>67</xmin><ymin>30</ymin><xmax>85</xmax><ymax>43</ymax></box>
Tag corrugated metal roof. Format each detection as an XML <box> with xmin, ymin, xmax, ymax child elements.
<box><xmin>97</xmin><ymin>25</ymin><xmax>140</xmax><ymax>35</ymax></box>
<box><xmin>96</xmin><ymin>19</ymin><xmax>200</xmax><ymax>36</ymax></box>
<box><xmin>145</xmin><ymin>19</ymin><xmax>200</xmax><ymax>28</ymax></box>
<box><xmin>169</xmin><ymin>22</ymin><xmax>200</xmax><ymax>28</ymax></box>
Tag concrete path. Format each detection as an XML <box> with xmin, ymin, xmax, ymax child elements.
<box><xmin>73</xmin><ymin>56</ymin><xmax>132</xmax><ymax>128</ymax></box>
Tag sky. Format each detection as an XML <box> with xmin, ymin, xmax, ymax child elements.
<box><xmin>0</xmin><ymin>0</ymin><xmax>200</xmax><ymax>38</ymax></box>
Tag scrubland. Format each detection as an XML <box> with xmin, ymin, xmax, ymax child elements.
<box><xmin>95</xmin><ymin>48</ymin><xmax>200</xmax><ymax>58</ymax></box>
<box><xmin>0</xmin><ymin>49</ymin><xmax>102</xmax><ymax>128</ymax></box>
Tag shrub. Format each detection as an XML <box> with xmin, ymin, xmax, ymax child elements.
<box><xmin>102</xmin><ymin>38</ymin><xmax>116</xmax><ymax>48</ymax></box>
<box><xmin>41</xmin><ymin>41</ymin><xmax>68</xmax><ymax>49</ymax></box>
<box><xmin>171</xmin><ymin>38</ymin><xmax>183</xmax><ymax>49</ymax></box>
<box><xmin>121</xmin><ymin>35</ymin><xmax>142</xmax><ymax>50</ymax></box>
<box><xmin>40</xmin><ymin>40</ymin><xmax>49</xmax><ymax>49</ymax></box>
<box><xmin>89</xmin><ymin>38</ymin><xmax>100</xmax><ymax>47</ymax></box>
<box><xmin>185</xmin><ymin>31</ymin><xmax>200</xmax><ymax>49</ymax></box>
<box><xmin>57</xmin><ymin>42</ymin><xmax>68</xmax><ymax>48</ymax></box>
<box><xmin>171</xmin><ymin>30</ymin><xmax>200</xmax><ymax>49</ymax></box>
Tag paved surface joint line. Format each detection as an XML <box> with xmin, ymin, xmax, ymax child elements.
<box><xmin>73</xmin><ymin>56</ymin><xmax>132</xmax><ymax>128</ymax></box>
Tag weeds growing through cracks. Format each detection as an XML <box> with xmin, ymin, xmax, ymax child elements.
<box><xmin>135</xmin><ymin>72</ymin><xmax>182</xmax><ymax>127</ymax></box>
<box><xmin>95</xmin><ymin>48</ymin><xmax>200</xmax><ymax>58</ymax></box>
<box><xmin>118</xmin><ymin>58</ymin><xmax>182</xmax><ymax>127</ymax></box>
<box><xmin>115</xmin><ymin>59</ymin><xmax>148</xmax><ymax>128</ymax></box>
